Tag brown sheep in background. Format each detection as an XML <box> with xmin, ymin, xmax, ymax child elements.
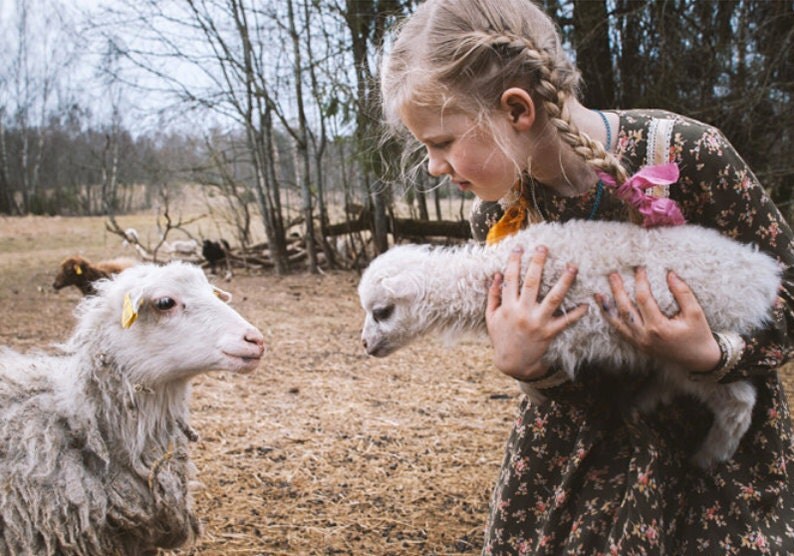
<box><xmin>52</xmin><ymin>255</ymin><xmax>138</xmax><ymax>295</ymax></box>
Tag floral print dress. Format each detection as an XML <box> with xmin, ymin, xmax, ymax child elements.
<box><xmin>470</xmin><ymin>110</ymin><xmax>794</xmax><ymax>555</ymax></box>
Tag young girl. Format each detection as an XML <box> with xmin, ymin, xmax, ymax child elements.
<box><xmin>381</xmin><ymin>0</ymin><xmax>794</xmax><ymax>553</ymax></box>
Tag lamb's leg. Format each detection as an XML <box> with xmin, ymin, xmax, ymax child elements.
<box><xmin>633</xmin><ymin>374</ymin><xmax>675</xmax><ymax>415</ymax></box>
<box><xmin>689</xmin><ymin>380</ymin><xmax>756</xmax><ymax>469</ymax></box>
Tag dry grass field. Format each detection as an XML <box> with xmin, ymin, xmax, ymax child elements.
<box><xmin>1</xmin><ymin>212</ymin><xmax>791</xmax><ymax>555</ymax></box>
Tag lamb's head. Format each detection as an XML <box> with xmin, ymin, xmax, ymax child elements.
<box><xmin>358</xmin><ymin>245</ymin><xmax>432</xmax><ymax>357</ymax></box>
<box><xmin>72</xmin><ymin>261</ymin><xmax>264</xmax><ymax>385</ymax></box>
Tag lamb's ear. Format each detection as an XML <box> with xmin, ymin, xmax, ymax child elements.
<box><xmin>121</xmin><ymin>288</ymin><xmax>144</xmax><ymax>329</ymax></box>
<box><xmin>381</xmin><ymin>274</ymin><xmax>424</xmax><ymax>300</ymax></box>
<box><xmin>213</xmin><ymin>286</ymin><xmax>232</xmax><ymax>303</ymax></box>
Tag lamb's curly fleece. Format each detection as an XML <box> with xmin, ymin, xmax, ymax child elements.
<box><xmin>0</xmin><ymin>262</ymin><xmax>263</xmax><ymax>555</ymax></box>
<box><xmin>358</xmin><ymin>220</ymin><xmax>782</xmax><ymax>467</ymax></box>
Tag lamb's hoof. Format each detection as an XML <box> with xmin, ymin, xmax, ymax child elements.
<box><xmin>690</xmin><ymin>454</ymin><xmax>711</xmax><ymax>470</ymax></box>
<box><xmin>690</xmin><ymin>448</ymin><xmax>724</xmax><ymax>470</ymax></box>
<box><xmin>633</xmin><ymin>391</ymin><xmax>662</xmax><ymax>415</ymax></box>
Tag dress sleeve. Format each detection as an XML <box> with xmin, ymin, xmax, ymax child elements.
<box><xmin>672</xmin><ymin>123</ymin><xmax>794</xmax><ymax>382</ymax></box>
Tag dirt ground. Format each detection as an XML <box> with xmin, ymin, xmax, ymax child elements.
<box><xmin>1</xmin><ymin>213</ymin><xmax>792</xmax><ymax>556</ymax></box>
<box><xmin>0</xmin><ymin>214</ymin><xmax>516</xmax><ymax>556</ymax></box>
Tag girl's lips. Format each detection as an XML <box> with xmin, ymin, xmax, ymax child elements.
<box><xmin>454</xmin><ymin>181</ymin><xmax>471</xmax><ymax>190</ymax></box>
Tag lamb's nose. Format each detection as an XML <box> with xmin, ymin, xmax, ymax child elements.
<box><xmin>362</xmin><ymin>338</ymin><xmax>368</xmax><ymax>350</ymax></box>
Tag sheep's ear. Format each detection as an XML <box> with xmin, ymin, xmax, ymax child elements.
<box><xmin>212</xmin><ymin>286</ymin><xmax>232</xmax><ymax>303</ymax></box>
<box><xmin>121</xmin><ymin>289</ymin><xmax>144</xmax><ymax>329</ymax></box>
<box><xmin>74</xmin><ymin>264</ymin><xmax>83</xmax><ymax>275</ymax></box>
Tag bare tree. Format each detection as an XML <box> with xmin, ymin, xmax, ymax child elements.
<box><xmin>90</xmin><ymin>2</ymin><xmax>283</xmax><ymax>270</ymax></box>
<box><xmin>338</xmin><ymin>0</ymin><xmax>404</xmax><ymax>255</ymax></box>
<box><xmin>573</xmin><ymin>0</ymin><xmax>615</xmax><ymax>108</ymax></box>
<box><xmin>285</xmin><ymin>0</ymin><xmax>319</xmax><ymax>273</ymax></box>
<box><xmin>200</xmin><ymin>132</ymin><xmax>254</xmax><ymax>248</ymax></box>
<box><xmin>301</xmin><ymin>0</ymin><xmax>339</xmax><ymax>269</ymax></box>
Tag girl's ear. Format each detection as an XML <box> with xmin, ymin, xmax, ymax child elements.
<box><xmin>500</xmin><ymin>87</ymin><xmax>535</xmax><ymax>131</ymax></box>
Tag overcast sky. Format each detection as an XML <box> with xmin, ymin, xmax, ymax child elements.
<box><xmin>0</xmin><ymin>0</ymin><xmax>226</xmax><ymax>135</ymax></box>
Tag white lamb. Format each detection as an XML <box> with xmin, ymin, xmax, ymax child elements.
<box><xmin>0</xmin><ymin>262</ymin><xmax>265</xmax><ymax>555</ymax></box>
<box><xmin>358</xmin><ymin>220</ymin><xmax>782</xmax><ymax>468</ymax></box>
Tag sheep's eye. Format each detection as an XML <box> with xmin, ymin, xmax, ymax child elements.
<box><xmin>372</xmin><ymin>305</ymin><xmax>394</xmax><ymax>322</ymax></box>
<box><xmin>154</xmin><ymin>297</ymin><xmax>177</xmax><ymax>311</ymax></box>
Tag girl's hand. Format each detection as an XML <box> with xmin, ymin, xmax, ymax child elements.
<box><xmin>596</xmin><ymin>267</ymin><xmax>721</xmax><ymax>373</ymax></box>
<box><xmin>486</xmin><ymin>246</ymin><xmax>589</xmax><ymax>381</ymax></box>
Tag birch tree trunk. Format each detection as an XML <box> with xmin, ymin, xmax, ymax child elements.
<box><xmin>286</xmin><ymin>0</ymin><xmax>318</xmax><ymax>273</ymax></box>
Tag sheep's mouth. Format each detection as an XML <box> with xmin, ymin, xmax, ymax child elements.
<box><xmin>222</xmin><ymin>352</ymin><xmax>263</xmax><ymax>373</ymax></box>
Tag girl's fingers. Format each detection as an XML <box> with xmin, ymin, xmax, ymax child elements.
<box><xmin>501</xmin><ymin>247</ymin><xmax>524</xmax><ymax>302</ymax></box>
<box><xmin>538</xmin><ymin>263</ymin><xmax>578</xmax><ymax>317</ymax></box>
<box><xmin>547</xmin><ymin>303</ymin><xmax>589</xmax><ymax>336</ymax></box>
<box><xmin>519</xmin><ymin>246</ymin><xmax>547</xmax><ymax>305</ymax></box>
<box><xmin>632</xmin><ymin>266</ymin><xmax>664</xmax><ymax>324</ymax></box>
<box><xmin>595</xmin><ymin>292</ymin><xmax>617</xmax><ymax>322</ymax></box>
<box><xmin>486</xmin><ymin>272</ymin><xmax>504</xmax><ymax>317</ymax></box>
<box><xmin>667</xmin><ymin>271</ymin><xmax>700</xmax><ymax>317</ymax></box>
<box><xmin>608</xmin><ymin>271</ymin><xmax>641</xmax><ymax>327</ymax></box>
<box><xmin>596</xmin><ymin>292</ymin><xmax>632</xmax><ymax>338</ymax></box>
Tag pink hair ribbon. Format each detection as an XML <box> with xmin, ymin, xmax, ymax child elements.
<box><xmin>597</xmin><ymin>163</ymin><xmax>685</xmax><ymax>227</ymax></box>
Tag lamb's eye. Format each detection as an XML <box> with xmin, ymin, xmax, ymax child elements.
<box><xmin>372</xmin><ymin>305</ymin><xmax>394</xmax><ymax>322</ymax></box>
<box><xmin>154</xmin><ymin>297</ymin><xmax>177</xmax><ymax>311</ymax></box>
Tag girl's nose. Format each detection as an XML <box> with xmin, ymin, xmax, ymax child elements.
<box><xmin>427</xmin><ymin>152</ymin><xmax>450</xmax><ymax>177</ymax></box>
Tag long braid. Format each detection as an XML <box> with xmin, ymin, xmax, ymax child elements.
<box><xmin>487</xmin><ymin>32</ymin><xmax>629</xmax><ymax>185</ymax></box>
<box><xmin>481</xmin><ymin>31</ymin><xmax>644</xmax><ymax>222</ymax></box>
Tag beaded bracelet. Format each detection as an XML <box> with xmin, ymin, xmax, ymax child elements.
<box><xmin>690</xmin><ymin>331</ymin><xmax>746</xmax><ymax>382</ymax></box>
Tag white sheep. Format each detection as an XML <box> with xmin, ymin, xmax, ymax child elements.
<box><xmin>0</xmin><ymin>261</ymin><xmax>265</xmax><ymax>555</ymax></box>
<box><xmin>164</xmin><ymin>239</ymin><xmax>200</xmax><ymax>257</ymax></box>
<box><xmin>358</xmin><ymin>220</ymin><xmax>782</xmax><ymax>468</ymax></box>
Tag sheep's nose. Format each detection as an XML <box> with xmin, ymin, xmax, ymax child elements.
<box><xmin>361</xmin><ymin>338</ymin><xmax>368</xmax><ymax>350</ymax></box>
<box><xmin>245</xmin><ymin>328</ymin><xmax>265</xmax><ymax>352</ymax></box>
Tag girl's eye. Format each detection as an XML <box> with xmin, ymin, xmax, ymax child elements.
<box><xmin>373</xmin><ymin>305</ymin><xmax>394</xmax><ymax>322</ymax></box>
<box><xmin>430</xmin><ymin>141</ymin><xmax>450</xmax><ymax>150</ymax></box>
<box><xmin>154</xmin><ymin>297</ymin><xmax>177</xmax><ymax>311</ymax></box>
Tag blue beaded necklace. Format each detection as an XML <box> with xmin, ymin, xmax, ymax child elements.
<box><xmin>588</xmin><ymin>110</ymin><xmax>611</xmax><ymax>220</ymax></box>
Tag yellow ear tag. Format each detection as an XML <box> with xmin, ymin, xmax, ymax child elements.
<box><xmin>121</xmin><ymin>291</ymin><xmax>143</xmax><ymax>329</ymax></box>
<box><xmin>74</xmin><ymin>265</ymin><xmax>83</xmax><ymax>275</ymax></box>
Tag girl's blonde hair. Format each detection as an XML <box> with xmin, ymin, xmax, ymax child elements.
<box><xmin>380</xmin><ymin>0</ymin><xmax>630</xmax><ymax>198</ymax></box>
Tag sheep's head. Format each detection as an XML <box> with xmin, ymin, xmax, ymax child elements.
<box><xmin>74</xmin><ymin>262</ymin><xmax>264</xmax><ymax>385</ymax></box>
<box><xmin>53</xmin><ymin>256</ymin><xmax>102</xmax><ymax>294</ymax></box>
<box><xmin>358</xmin><ymin>245</ymin><xmax>431</xmax><ymax>357</ymax></box>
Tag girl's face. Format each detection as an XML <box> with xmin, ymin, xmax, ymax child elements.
<box><xmin>401</xmin><ymin>104</ymin><xmax>523</xmax><ymax>202</ymax></box>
